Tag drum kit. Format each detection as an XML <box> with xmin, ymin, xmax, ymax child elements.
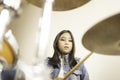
<box><xmin>0</xmin><ymin>0</ymin><xmax>21</xmax><ymax>68</ymax></box>
<box><xmin>0</xmin><ymin>0</ymin><xmax>25</xmax><ymax>80</ymax></box>
<box><xmin>0</xmin><ymin>0</ymin><xmax>120</xmax><ymax>80</ymax></box>
<box><xmin>0</xmin><ymin>30</ymin><xmax>19</xmax><ymax>67</ymax></box>
<box><xmin>26</xmin><ymin>0</ymin><xmax>90</xmax><ymax>11</ymax></box>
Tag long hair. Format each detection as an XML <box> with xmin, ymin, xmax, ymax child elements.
<box><xmin>48</xmin><ymin>30</ymin><xmax>77</xmax><ymax>68</ymax></box>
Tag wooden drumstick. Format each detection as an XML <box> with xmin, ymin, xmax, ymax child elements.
<box><xmin>63</xmin><ymin>52</ymin><xmax>93</xmax><ymax>80</ymax></box>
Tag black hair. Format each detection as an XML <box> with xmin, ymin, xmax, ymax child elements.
<box><xmin>48</xmin><ymin>30</ymin><xmax>77</xmax><ymax>68</ymax></box>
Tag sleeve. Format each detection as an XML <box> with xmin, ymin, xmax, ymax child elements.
<box><xmin>80</xmin><ymin>64</ymin><xmax>89</xmax><ymax>80</ymax></box>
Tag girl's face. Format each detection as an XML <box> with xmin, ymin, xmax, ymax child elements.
<box><xmin>58</xmin><ymin>32</ymin><xmax>73</xmax><ymax>55</ymax></box>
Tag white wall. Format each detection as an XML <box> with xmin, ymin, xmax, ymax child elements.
<box><xmin>8</xmin><ymin>0</ymin><xmax>120</xmax><ymax>80</ymax></box>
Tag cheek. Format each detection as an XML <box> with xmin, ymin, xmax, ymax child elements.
<box><xmin>58</xmin><ymin>41</ymin><xmax>64</xmax><ymax>47</ymax></box>
<box><xmin>70</xmin><ymin>44</ymin><xmax>73</xmax><ymax>50</ymax></box>
<box><xmin>69</xmin><ymin>42</ymin><xmax>73</xmax><ymax>47</ymax></box>
<box><xmin>58</xmin><ymin>42</ymin><xmax>63</xmax><ymax>49</ymax></box>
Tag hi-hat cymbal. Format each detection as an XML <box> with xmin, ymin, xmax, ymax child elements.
<box><xmin>82</xmin><ymin>13</ymin><xmax>120</xmax><ymax>55</ymax></box>
<box><xmin>26</xmin><ymin>0</ymin><xmax>90</xmax><ymax>11</ymax></box>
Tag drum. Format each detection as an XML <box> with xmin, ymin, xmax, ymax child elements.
<box><xmin>82</xmin><ymin>13</ymin><xmax>120</xmax><ymax>55</ymax></box>
<box><xmin>26</xmin><ymin>0</ymin><xmax>90</xmax><ymax>11</ymax></box>
<box><xmin>0</xmin><ymin>30</ymin><xmax>19</xmax><ymax>67</ymax></box>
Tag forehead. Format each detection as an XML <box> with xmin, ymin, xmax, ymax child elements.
<box><xmin>60</xmin><ymin>32</ymin><xmax>72</xmax><ymax>38</ymax></box>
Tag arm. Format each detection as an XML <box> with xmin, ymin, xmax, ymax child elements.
<box><xmin>80</xmin><ymin>64</ymin><xmax>89</xmax><ymax>80</ymax></box>
<box><xmin>70</xmin><ymin>58</ymin><xmax>89</xmax><ymax>80</ymax></box>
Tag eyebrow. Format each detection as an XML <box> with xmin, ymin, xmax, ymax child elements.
<box><xmin>60</xmin><ymin>36</ymin><xmax>65</xmax><ymax>38</ymax></box>
<box><xmin>60</xmin><ymin>36</ymin><xmax>72</xmax><ymax>39</ymax></box>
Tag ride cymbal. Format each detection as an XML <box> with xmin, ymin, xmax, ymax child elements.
<box><xmin>82</xmin><ymin>13</ymin><xmax>120</xmax><ymax>55</ymax></box>
<box><xmin>26</xmin><ymin>0</ymin><xmax>90</xmax><ymax>11</ymax></box>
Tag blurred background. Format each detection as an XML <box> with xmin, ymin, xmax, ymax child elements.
<box><xmin>0</xmin><ymin>0</ymin><xmax>120</xmax><ymax>80</ymax></box>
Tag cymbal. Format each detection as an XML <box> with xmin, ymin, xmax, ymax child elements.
<box><xmin>26</xmin><ymin>0</ymin><xmax>90</xmax><ymax>11</ymax></box>
<box><xmin>82</xmin><ymin>13</ymin><xmax>120</xmax><ymax>55</ymax></box>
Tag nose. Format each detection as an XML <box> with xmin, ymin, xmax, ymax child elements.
<box><xmin>65</xmin><ymin>40</ymin><xmax>69</xmax><ymax>45</ymax></box>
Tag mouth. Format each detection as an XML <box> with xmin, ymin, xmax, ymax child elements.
<box><xmin>64</xmin><ymin>46</ymin><xmax>69</xmax><ymax>49</ymax></box>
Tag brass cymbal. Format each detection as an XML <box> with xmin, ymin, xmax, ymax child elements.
<box><xmin>82</xmin><ymin>13</ymin><xmax>120</xmax><ymax>55</ymax></box>
<box><xmin>26</xmin><ymin>0</ymin><xmax>90</xmax><ymax>11</ymax></box>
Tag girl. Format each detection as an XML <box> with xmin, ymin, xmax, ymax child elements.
<box><xmin>47</xmin><ymin>30</ymin><xmax>89</xmax><ymax>80</ymax></box>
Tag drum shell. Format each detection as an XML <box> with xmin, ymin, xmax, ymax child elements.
<box><xmin>0</xmin><ymin>30</ymin><xmax>19</xmax><ymax>67</ymax></box>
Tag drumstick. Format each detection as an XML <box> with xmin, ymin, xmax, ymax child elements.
<box><xmin>63</xmin><ymin>52</ymin><xmax>93</xmax><ymax>80</ymax></box>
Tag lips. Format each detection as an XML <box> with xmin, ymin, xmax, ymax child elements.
<box><xmin>64</xmin><ymin>46</ymin><xmax>69</xmax><ymax>49</ymax></box>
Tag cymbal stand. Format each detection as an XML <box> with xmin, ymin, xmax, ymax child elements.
<box><xmin>37</xmin><ymin>0</ymin><xmax>54</xmax><ymax>62</ymax></box>
<box><xmin>0</xmin><ymin>0</ymin><xmax>21</xmax><ymax>50</ymax></box>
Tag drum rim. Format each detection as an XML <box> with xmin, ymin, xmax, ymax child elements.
<box><xmin>3</xmin><ymin>30</ymin><xmax>19</xmax><ymax>67</ymax></box>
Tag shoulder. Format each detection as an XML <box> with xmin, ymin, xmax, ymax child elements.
<box><xmin>45</xmin><ymin>57</ymin><xmax>52</xmax><ymax>66</ymax></box>
<box><xmin>75</xmin><ymin>57</ymin><xmax>81</xmax><ymax>62</ymax></box>
<box><xmin>45</xmin><ymin>57</ymin><xmax>51</xmax><ymax>64</ymax></box>
<box><xmin>46</xmin><ymin>57</ymin><xmax>51</xmax><ymax>61</ymax></box>
<box><xmin>75</xmin><ymin>57</ymin><xmax>85</xmax><ymax>68</ymax></box>
<box><xmin>45</xmin><ymin>57</ymin><xmax>55</xmax><ymax>71</ymax></box>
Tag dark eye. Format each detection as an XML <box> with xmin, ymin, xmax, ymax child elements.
<box><xmin>60</xmin><ymin>38</ymin><xmax>65</xmax><ymax>41</ymax></box>
<box><xmin>69</xmin><ymin>40</ymin><xmax>72</xmax><ymax>42</ymax></box>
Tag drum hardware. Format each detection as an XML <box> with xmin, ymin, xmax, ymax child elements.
<box><xmin>26</xmin><ymin>0</ymin><xmax>90</xmax><ymax>11</ymax></box>
<box><xmin>0</xmin><ymin>0</ymin><xmax>21</xmax><ymax>53</ymax></box>
<box><xmin>0</xmin><ymin>30</ymin><xmax>19</xmax><ymax>68</ymax></box>
<box><xmin>0</xmin><ymin>0</ymin><xmax>21</xmax><ymax>18</ymax></box>
<box><xmin>0</xmin><ymin>57</ymin><xmax>8</xmax><ymax>72</ymax></box>
<box><xmin>0</xmin><ymin>1</ymin><xmax>22</xmax><ymax>80</ymax></box>
<box><xmin>1</xmin><ymin>67</ymin><xmax>25</xmax><ymax>80</ymax></box>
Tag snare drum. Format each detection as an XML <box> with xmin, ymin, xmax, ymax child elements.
<box><xmin>0</xmin><ymin>30</ymin><xmax>19</xmax><ymax>67</ymax></box>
